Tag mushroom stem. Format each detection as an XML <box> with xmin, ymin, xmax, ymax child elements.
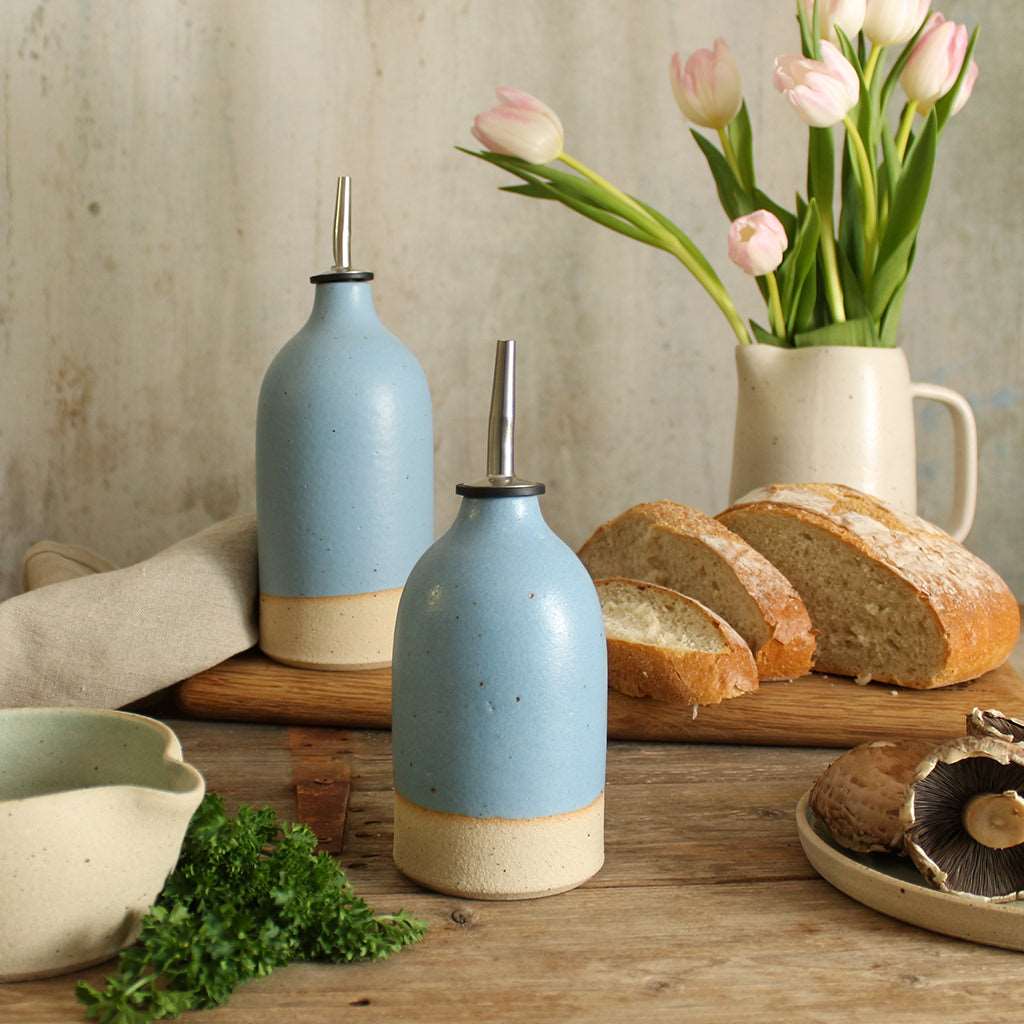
<box><xmin>962</xmin><ymin>791</ymin><xmax>1024</xmax><ymax>849</ymax></box>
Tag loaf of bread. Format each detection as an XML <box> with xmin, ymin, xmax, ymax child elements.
<box><xmin>579</xmin><ymin>502</ymin><xmax>815</xmax><ymax>680</ymax></box>
<box><xmin>718</xmin><ymin>483</ymin><xmax>1020</xmax><ymax>689</ymax></box>
<box><xmin>595</xmin><ymin>577</ymin><xmax>758</xmax><ymax>706</ymax></box>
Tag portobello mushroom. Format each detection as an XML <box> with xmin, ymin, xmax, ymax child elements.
<box><xmin>902</xmin><ymin>735</ymin><xmax>1024</xmax><ymax>902</ymax></box>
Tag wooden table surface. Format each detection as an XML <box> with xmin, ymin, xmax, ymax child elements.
<box><xmin>4</xmin><ymin>720</ymin><xmax>1023</xmax><ymax>1024</ymax></box>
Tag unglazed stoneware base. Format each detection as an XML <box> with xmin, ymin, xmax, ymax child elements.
<box><xmin>0</xmin><ymin>709</ymin><xmax>204</xmax><ymax>982</ymax></box>
<box><xmin>796</xmin><ymin>792</ymin><xmax>1024</xmax><ymax>952</ymax></box>
<box><xmin>393</xmin><ymin>791</ymin><xmax>604</xmax><ymax>900</ymax></box>
<box><xmin>259</xmin><ymin>587</ymin><xmax>402</xmax><ymax>670</ymax></box>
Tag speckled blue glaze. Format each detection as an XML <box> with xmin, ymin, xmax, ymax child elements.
<box><xmin>392</xmin><ymin>494</ymin><xmax>607</xmax><ymax>820</ymax></box>
<box><xmin>256</xmin><ymin>282</ymin><xmax>433</xmax><ymax>597</ymax></box>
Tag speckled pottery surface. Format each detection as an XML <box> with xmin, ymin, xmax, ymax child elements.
<box><xmin>392</xmin><ymin>494</ymin><xmax>608</xmax><ymax>899</ymax></box>
<box><xmin>392</xmin><ymin>340</ymin><xmax>607</xmax><ymax>900</ymax></box>
<box><xmin>0</xmin><ymin>708</ymin><xmax>204</xmax><ymax>982</ymax></box>
<box><xmin>256</xmin><ymin>186</ymin><xmax>433</xmax><ymax>671</ymax></box>
<box><xmin>730</xmin><ymin>345</ymin><xmax>977</xmax><ymax>541</ymax></box>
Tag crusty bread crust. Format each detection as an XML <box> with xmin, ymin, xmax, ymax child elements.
<box><xmin>596</xmin><ymin>578</ymin><xmax>758</xmax><ymax>706</ymax></box>
<box><xmin>718</xmin><ymin>483</ymin><xmax>1021</xmax><ymax>688</ymax></box>
<box><xmin>579</xmin><ymin>502</ymin><xmax>815</xmax><ymax>680</ymax></box>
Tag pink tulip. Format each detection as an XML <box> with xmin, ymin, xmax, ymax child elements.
<box><xmin>774</xmin><ymin>41</ymin><xmax>860</xmax><ymax>127</ymax></box>
<box><xmin>471</xmin><ymin>87</ymin><xmax>564</xmax><ymax>164</ymax></box>
<box><xmin>670</xmin><ymin>39</ymin><xmax>743</xmax><ymax>130</ymax></box>
<box><xmin>862</xmin><ymin>0</ymin><xmax>929</xmax><ymax>46</ymax></box>
<box><xmin>950</xmin><ymin>59</ymin><xmax>978</xmax><ymax>116</ymax></box>
<box><xmin>728</xmin><ymin>211</ymin><xmax>788</xmax><ymax>277</ymax></box>
<box><xmin>900</xmin><ymin>14</ymin><xmax>969</xmax><ymax>112</ymax></box>
<box><xmin>802</xmin><ymin>0</ymin><xmax>867</xmax><ymax>43</ymax></box>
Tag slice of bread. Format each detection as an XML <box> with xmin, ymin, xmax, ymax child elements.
<box><xmin>596</xmin><ymin>577</ymin><xmax>758</xmax><ymax>706</ymax></box>
<box><xmin>718</xmin><ymin>483</ymin><xmax>1021</xmax><ymax>689</ymax></box>
<box><xmin>579</xmin><ymin>502</ymin><xmax>815</xmax><ymax>680</ymax></box>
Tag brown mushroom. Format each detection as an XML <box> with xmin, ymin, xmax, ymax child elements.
<box><xmin>902</xmin><ymin>735</ymin><xmax>1024</xmax><ymax>902</ymax></box>
<box><xmin>966</xmin><ymin>707</ymin><xmax>1024</xmax><ymax>745</ymax></box>
<box><xmin>810</xmin><ymin>739</ymin><xmax>936</xmax><ymax>854</ymax></box>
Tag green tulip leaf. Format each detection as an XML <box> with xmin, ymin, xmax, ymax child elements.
<box><xmin>836</xmin><ymin>244</ymin><xmax>870</xmax><ymax>319</ymax></box>
<box><xmin>792</xmin><ymin>263</ymin><xmax>819</xmax><ymax>334</ymax></box>
<box><xmin>935</xmin><ymin>25</ymin><xmax>979</xmax><ymax>133</ymax></box>
<box><xmin>879</xmin><ymin>119</ymin><xmax>900</xmax><ymax>209</ymax></box>
<box><xmin>870</xmin><ymin>111</ymin><xmax>936</xmax><ymax>319</ymax></box>
<box><xmin>879</xmin><ymin>238</ymin><xmax>917</xmax><ymax>345</ymax></box>
<box><xmin>633</xmin><ymin>197</ymin><xmax>723</xmax><ymax>285</ymax></box>
<box><xmin>833</xmin><ymin>26</ymin><xmax>862</xmax><ymax>76</ymax></box>
<box><xmin>807</xmin><ymin>126</ymin><xmax>834</xmax><ymax>223</ymax></box>
<box><xmin>727</xmin><ymin>101</ymin><xmax>756</xmax><ymax>192</ymax></box>
<box><xmin>498</xmin><ymin>184</ymin><xmax>663</xmax><ymax>248</ymax></box>
<box><xmin>795</xmin><ymin>316</ymin><xmax>878</xmax><ymax>347</ymax></box>
<box><xmin>690</xmin><ymin>129</ymin><xmax>748</xmax><ymax>220</ymax></box>
<box><xmin>780</xmin><ymin>199</ymin><xmax>820</xmax><ymax>332</ymax></box>
<box><xmin>796</xmin><ymin>0</ymin><xmax>822</xmax><ymax>59</ymax></box>
<box><xmin>749</xmin><ymin>320</ymin><xmax>791</xmax><ymax>347</ymax></box>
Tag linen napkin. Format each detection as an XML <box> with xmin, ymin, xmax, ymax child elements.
<box><xmin>0</xmin><ymin>515</ymin><xmax>257</xmax><ymax>709</ymax></box>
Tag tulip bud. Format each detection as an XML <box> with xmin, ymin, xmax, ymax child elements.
<box><xmin>862</xmin><ymin>0</ymin><xmax>929</xmax><ymax>46</ymax></box>
<box><xmin>900</xmin><ymin>14</ymin><xmax>969</xmax><ymax>112</ymax></box>
<box><xmin>950</xmin><ymin>59</ymin><xmax>978</xmax><ymax>116</ymax></box>
<box><xmin>728</xmin><ymin>210</ymin><xmax>788</xmax><ymax>277</ymax></box>
<box><xmin>773</xmin><ymin>41</ymin><xmax>860</xmax><ymax>128</ymax></box>
<box><xmin>670</xmin><ymin>39</ymin><xmax>743</xmax><ymax>130</ymax></box>
<box><xmin>471</xmin><ymin>87</ymin><xmax>564</xmax><ymax>165</ymax></box>
<box><xmin>802</xmin><ymin>0</ymin><xmax>867</xmax><ymax>44</ymax></box>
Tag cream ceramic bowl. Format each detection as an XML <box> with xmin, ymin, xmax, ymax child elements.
<box><xmin>0</xmin><ymin>708</ymin><xmax>204</xmax><ymax>982</ymax></box>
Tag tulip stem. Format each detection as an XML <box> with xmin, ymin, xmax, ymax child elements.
<box><xmin>818</xmin><ymin>209</ymin><xmax>846</xmax><ymax>323</ymax></box>
<box><xmin>765</xmin><ymin>271</ymin><xmax>786</xmax><ymax>339</ymax></box>
<box><xmin>559</xmin><ymin>149</ymin><xmax>751</xmax><ymax>345</ymax></box>
<box><xmin>843</xmin><ymin>116</ymin><xmax>878</xmax><ymax>275</ymax></box>
<box><xmin>863</xmin><ymin>45</ymin><xmax>884</xmax><ymax>88</ymax></box>
<box><xmin>895</xmin><ymin>101</ymin><xmax>918</xmax><ymax>161</ymax></box>
<box><xmin>717</xmin><ymin>128</ymin><xmax>742</xmax><ymax>184</ymax></box>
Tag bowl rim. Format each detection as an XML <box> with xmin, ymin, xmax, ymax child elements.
<box><xmin>0</xmin><ymin>706</ymin><xmax>204</xmax><ymax>806</ymax></box>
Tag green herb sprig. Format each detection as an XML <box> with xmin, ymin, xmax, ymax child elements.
<box><xmin>76</xmin><ymin>795</ymin><xmax>425</xmax><ymax>1023</ymax></box>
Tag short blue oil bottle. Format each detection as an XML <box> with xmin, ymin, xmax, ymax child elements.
<box><xmin>256</xmin><ymin>178</ymin><xmax>433</xmax><ymax>669</ymax></box>
<box><xmin>392</xmin><ymin>339</ymin><xmax>607</xmax><ymax>899</ymax></box>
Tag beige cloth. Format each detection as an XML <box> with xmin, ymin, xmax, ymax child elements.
<box><xmin>0</xmin><ymin>515</ymin><xmax>257</xmax><ymax>709</ymax></box>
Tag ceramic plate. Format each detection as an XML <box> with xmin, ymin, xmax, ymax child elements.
<box><xmin>795</xmin><ymin>791</ymin><xmax>1024</xmax><ymax>952</ymax></box>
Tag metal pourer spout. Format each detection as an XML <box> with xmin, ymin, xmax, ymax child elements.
<box><xmin>310</xmin><ymin>176</ymin><xmax>373</xmax><ymax>283</ymax></box>
<box><xmin>487</xmin><ymin>338</ymin><xmax>516</xmax><ymax>481</ymax></box>
<box><xmin>456</xmin><ymin>340</ymin><xmax>545</xmax><ymax>498</ymax></box>
<box><xmin>332</xmin><ymin>175</ymin><xmax>352</xmax><ymax>271</ymax></box>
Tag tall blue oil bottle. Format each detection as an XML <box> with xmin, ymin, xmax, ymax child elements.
<box><xmin>391</xmin><ymin>339</ymin><xmax>607</xmax><ymax>899</ymax></box>
<box><xmin>256</xmin><ymin>178</ymin><xmax>433</xmax><ymax>670</ymax></box>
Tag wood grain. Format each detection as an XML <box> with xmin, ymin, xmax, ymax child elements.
<box><xmin>289</xmin><ymin>727</ymin><xmax>352</xmax><ymax>854</ymax></box>
<box><xmin>175</xmin><ymin>651</ymin><xmax>1024</xmax><ymax>748</ymax></box>
<box><xmin>6</xmin><ymin>720</ymin><xmax>1022</xmax><ymax>1024</ymax></box>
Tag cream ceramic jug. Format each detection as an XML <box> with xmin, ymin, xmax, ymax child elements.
<box><xmin>729</xmin><ymin>345</ymin><xmax>978</xmax><ymax>541</ymax></box>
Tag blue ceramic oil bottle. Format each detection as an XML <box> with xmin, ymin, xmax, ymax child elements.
<box><xmin>391</xmin><ymin>339</ymin><xmax>607</xmax><ymax>899</ymax></box>
<box><xmin>256</xmin><ymin>178</ymin><xmax>433</xmax><ymax>670</ymax></box>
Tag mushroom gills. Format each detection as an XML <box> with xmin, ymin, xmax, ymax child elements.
<box><xmin>967</xmin><ymin>708</ymin><xmax>1024</xmax><ymax>745</ymax></box>
<box><xmin>906</xmin><ymin>749</ymin><xmax>1024</xmax><ymax>901</ymax></box>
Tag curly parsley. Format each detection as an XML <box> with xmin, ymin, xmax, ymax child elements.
<box><xmin>76</xmin><ymin>795</ymin><xmax>425</xmax><ymax>1022</ymax></box>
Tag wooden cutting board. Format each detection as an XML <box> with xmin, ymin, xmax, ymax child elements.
<box><xmin>174</xmin><ymin>651</ymin><xmax>1024</xmax><ymax>748</ymax></box>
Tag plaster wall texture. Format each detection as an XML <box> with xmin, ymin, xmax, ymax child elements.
<box><xmin>1</xmin><ymin>0</ymin><xmax>1020</xmax><ymax>602</ymax></box>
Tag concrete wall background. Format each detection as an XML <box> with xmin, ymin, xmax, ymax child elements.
<box><xmin>2</xmin><ymin>0</ymin><xmax>1020</xmax><ymax>600</ymax></box>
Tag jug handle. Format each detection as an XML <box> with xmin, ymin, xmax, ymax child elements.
<box><xmin>911</xmin><ymin>382</ymin><xmax>978</xmax><ymax>542</ymax></box>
